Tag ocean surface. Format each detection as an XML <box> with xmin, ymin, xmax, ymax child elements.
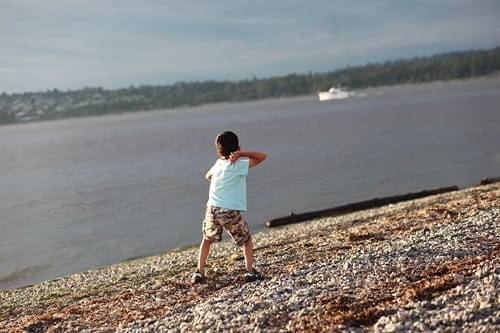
<box><xmin>1</xmin><ymin>78</ymin><xmax>499</xmax><ymax>291</ymax></box>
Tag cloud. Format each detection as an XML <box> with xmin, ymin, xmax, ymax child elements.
<box><xmin>0</xmin><ymin>0</ymin><xmax>499</xmax><ymax>93</ymax></box>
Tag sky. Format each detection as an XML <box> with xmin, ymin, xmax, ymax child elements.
<box><xmin>1</xmin><ymin>0</ymin><xmax>499</xmax><ymax>94</ymax></box>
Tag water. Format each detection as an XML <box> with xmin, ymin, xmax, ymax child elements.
<box><xmin>1</xmin><ymin>78</ymin><xmax>499</xmax><ymax>291</ymax></box>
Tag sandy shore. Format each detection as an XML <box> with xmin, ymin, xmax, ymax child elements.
<box><xmin>1</xmin><ymin>183</ymin><xmax>498</xmax><ymax>332</ymax></box>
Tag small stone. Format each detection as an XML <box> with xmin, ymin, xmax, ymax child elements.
<box><xmin>413</xmin><ymin>321</ymin><xmax>429</xmax><ymax>331</ymax></box>
<box><xmin>384</xmin><ymin>322</ymin><xmax>397</xmax><ymax>332</ymax></box>
<box><xmin>397</xmin><ymin>310</ymin><xmax>410</xmax><ymax>321</ymax></box>
<box><xmin>343</xmin><ymin>261</ymin><xmax>349</xmax><ymax>270</ymax></box>
<box><xmin>479</xmin><ymin>301</ymin><xmax>491</xmax><ymax>309</ymax></box>
<box><xmin>257</xmin><ymin>314</ymin><xmax>268</xmax><ymax>324</ymax></box>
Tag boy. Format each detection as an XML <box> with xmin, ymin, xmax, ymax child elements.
<box><xmin>192</xmin><ymin>131</ymin><xmax>267</xmax><ymax>284</ymax></box>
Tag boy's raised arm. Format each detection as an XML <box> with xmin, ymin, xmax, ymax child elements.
<box><xmin>230</xmin><ymin>151</ymin><xmax>267</xmax><ymax>168</ymax></box>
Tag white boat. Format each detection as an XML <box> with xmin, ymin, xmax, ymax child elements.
<box><xmin>318</xmin><ymin>87</ymin><xmax>353</xmax><ymax>101</ymax></box>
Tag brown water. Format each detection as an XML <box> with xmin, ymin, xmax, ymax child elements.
<box><xmin>1</xmin><ymin>78</ymin><xmax>499</xmax><ymax>290</ymax></box>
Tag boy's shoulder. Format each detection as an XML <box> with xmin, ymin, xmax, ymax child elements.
<box><xmin>213</xmin><ymin>158</ymin><xmax>249</xmax><ymax>173</ymax></box>
<box><xmin>214</xmin><ymin>157</ymin><xmax>249</xmax><ymax>166</ymax></box>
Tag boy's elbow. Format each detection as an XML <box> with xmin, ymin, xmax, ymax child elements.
<box><xmin>250</xmin><ymin>153</ymin><xmax>267</xmax><ymax>168</ymax></box>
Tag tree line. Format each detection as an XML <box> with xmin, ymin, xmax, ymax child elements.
<box><xmin>1</xmin><ymin>46</ymin><xmax>499</xmax><ymax>124</ymax></box>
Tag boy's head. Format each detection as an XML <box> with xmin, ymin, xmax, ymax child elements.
<box><xmin>215</xmin><ymin>131</ymin><xmax>239</xmax><ymax>158</ymax></box>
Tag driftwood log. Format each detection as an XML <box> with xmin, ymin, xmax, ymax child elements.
<box><xmin>480</xmin><ymin>177</ymin><xmax>500</xmax><ymax>185</ymax></box>
<box><xmin>266</xmin><ymin>186</ymin><xmax>459</xmax><ymax>228</ymax></box>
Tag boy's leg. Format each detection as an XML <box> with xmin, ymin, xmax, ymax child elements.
<box><xmin>220</xmin><ymin>209</ymin><xmax>251</xmax><ymax>268</ymax></box>
<box><xmin>197</xmin><ymin>238</ymin><xmax>212</xmax><ymax>274</ymax></box>
<box><xmin>243</xmin><ymin>238</ymin><xmax>254</xmax><ymax>272</ymax></box>
<box><xmin>197</xmin><ymin>205</ymin><xmax>222</xmax><ymax>276</ymax></box>
<box><xmin>218</xmin><ymin>209</ymin><xmax>263</xmax><ymax>281</ymax></box>
<box><xmin>242</xmin><ymin>238</ymin><xmax>264</xmax><ymax>282</ymax></box>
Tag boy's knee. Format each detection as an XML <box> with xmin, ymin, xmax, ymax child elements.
<box><xmin>237</xmin><ymin>234</ymin><xmax>252</xmax><ymax>247</ymax></box>
<box><xmin>202</xmin><ymin>238</ymin><xmax>213</xmax><ymax>245</ymax></box>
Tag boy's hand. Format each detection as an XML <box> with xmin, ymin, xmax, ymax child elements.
<box><xmin>230</xmin><ymin>150</ymin><xmax>267</xmax><ymax>167</ymax></box>
<box><xmin>229</xmin><ymin>151</ymin><xmax>241</xmax><ymax>164</ymax></box>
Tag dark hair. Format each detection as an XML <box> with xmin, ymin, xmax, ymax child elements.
<box><xmin>216</xmin><ymin>131</ymin><xmax>239</xmax><ymax>158</ymax></box>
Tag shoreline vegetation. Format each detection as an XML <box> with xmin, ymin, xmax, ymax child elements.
<box><xmin>1</xmin><ymin>182</ymin><xmax>498</xmax><ymax>332</ymax></box>
<box><xmin>1</xmin><ymin>46</ymin><xmax>499</xmax><ymax>125</ymax></box>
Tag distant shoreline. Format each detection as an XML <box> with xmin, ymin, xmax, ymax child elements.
<box><xmin>1</xmin><ymin>75</ymin><xmax>499</xmax><ymax>130</ymax></box>
<box><xmin>1</xmin><ymin>46</ymin><xmax>498</xmax><ymax>125</ymax></box>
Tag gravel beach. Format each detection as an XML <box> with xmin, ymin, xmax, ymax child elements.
<box><xmin>1</xmin><ymin>183</ymin><xmax>498</xmax><ymax>332</ymax></box>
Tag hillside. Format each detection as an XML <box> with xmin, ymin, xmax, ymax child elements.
<box><xmin>1</xmin><ymin>46</ymin><xmax>499</xmax><ymax>125</ymax></box>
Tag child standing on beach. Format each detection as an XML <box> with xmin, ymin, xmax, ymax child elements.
<box><xmin>192</xmin><ymin>131</ymin><xmax>267</xmax><ymax>284</ymax></box>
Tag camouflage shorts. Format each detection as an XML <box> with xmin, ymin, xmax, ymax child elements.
<box><xmin>202</xmin><ymin>206</ymin><xmax>251</xmax><ymax>246</ymax></box>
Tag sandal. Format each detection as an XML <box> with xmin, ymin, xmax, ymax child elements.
<box><xmin>244</xmin><ymin>269</ymin><xmax>264</xmax><ymax>283</ymax></box>
<box><xmin>191</xmin><ymin>270</ymin><xmax>204</xmax><ymax>284</ymax></box>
